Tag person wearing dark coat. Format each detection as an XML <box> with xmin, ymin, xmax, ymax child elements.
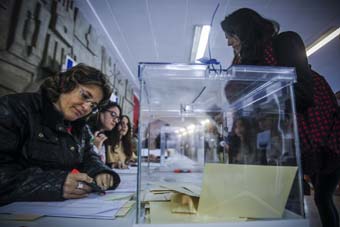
<box><xmin>221</xmin><ymin>8</ymin><xmax>340</xmax><ymax>227</ymax></box>
<box><xmin>0</xmin><ymin>63</ymin><xmax>120</xmax><ymax>205</ymax></box>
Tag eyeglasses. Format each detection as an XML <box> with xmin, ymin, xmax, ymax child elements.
<box><xmin>79</xmin><ymin>86</ymin><xmax>99</xmax><ymax>112</ymax></box>
<box><xmin>105</xmin><ymin>110</ymin><xmax>120</xmax><ymax>123</ymax></box>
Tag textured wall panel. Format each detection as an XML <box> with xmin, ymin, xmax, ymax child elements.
<box><xmin>50</xmin><ymin>0</ymin><xmax>74</xmax><ymax>46</ymax></box>
<box><xmin>115</xmin><ymin>75</ymin><xmax>127</xmax><ymax>98</ymax></box>
<box><xmin>100</xmin><ymin>47</ymin><xmax>113</xmax><ymax>76</ymax></box>
<box><xmin>0</xmin><ymin>59</ymin><xmax>34</xmax><ymax>94</ymax></box>
<box><xmin>125</xmin><ymin>84</ymin><xmax>134</xmax><ymax>103</ymax></box>
<box><xmin>40</xmin><ymin>32</ymin><xmax>71</xmax><ymax>73</ymax></box>
<box><xmin>0</xmin><ymin>0</ymin><xmax>15</xmax><ymax>50</ymax></box>
<box><xmin>73</xmin><ymin>36</ymin><xmax>99</xmax><ymax>70</ymax></box>
<box><xmin>74</xmin><ymin>9</ymin><xmax>100</xmax><ymax>57</ymax></box>
<box><xmin>122</xmin><ymin>97</ymin><xmax>134</xmax><ymax>120</ymax></box>
<box><xmin>0</xmin><ymin>0</ymin><xmax>133</xmax><ymax>101</ymax></box>
<box><xmin>6</xmin><ymin>0</ymin><xmax>51</xmax><ymax>66</ymax></box>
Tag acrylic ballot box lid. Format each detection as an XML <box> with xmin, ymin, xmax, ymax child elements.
<box><xmin>138</xmin><ymin>63</ymin><xmax>296</xmax><ymax>116</ymax></box>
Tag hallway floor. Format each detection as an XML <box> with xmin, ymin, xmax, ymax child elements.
<box><xmin>305</xmin><ymin>195</ymin><xmax>340</xmax><ymax>227</ymax></box>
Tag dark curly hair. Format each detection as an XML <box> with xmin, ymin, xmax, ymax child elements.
<box><xmin>87</xmin><ymin>101</ymin><xmax>122</xmax><ymax>147</ymax></box>
<box><xmin>40</xmin><ymin>63</ymin><xmax>113</xmax><ymax>107</ymax></box>
<box><xmin>221</xmin><ymin>8</ymin><xmax>279</xmax><ymax>64</ymax></box>
<box><xmin>94</xmin><ymin>101</ymin><xmax>122</xmax><ymax>131</ymax></box>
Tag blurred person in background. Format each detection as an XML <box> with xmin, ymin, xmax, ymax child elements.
<box><xmin>107</xmin><ymin>115</ymin><xmax>137</xmax><ymax>169</ymax></box>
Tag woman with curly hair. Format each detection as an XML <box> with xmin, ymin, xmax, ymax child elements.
<box><xmin>0</xmin><ymin>64</ymin><xmax>120</xmax><ymax>204</ymax></box>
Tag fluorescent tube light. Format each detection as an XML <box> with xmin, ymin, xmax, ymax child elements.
<box><xmin>306</xmin><ymin>27</ymin><xmax>340</xmax><ymax>57</ymax></box>
<box><xmin>190</xmin><ymin>25</ymin><xmax>211</xmax><ymax>62</ymax></box>
<box><xmin>196</xmin><ymin>25</ymin><xmax>211</xmax><ymax>61</ymax></box>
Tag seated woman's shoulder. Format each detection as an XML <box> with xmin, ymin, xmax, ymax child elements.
<box><xmin>0</xmin><ymin>92</ymin><xmax>41</xmax><ymax>113</ymax></box>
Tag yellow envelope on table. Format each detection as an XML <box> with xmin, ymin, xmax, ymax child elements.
<box><xmin>198</xmin><ymin>164</ymin><xmax>297</xmax><ymax>219</ymax></box>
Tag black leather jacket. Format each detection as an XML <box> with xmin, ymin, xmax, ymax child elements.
<box><xmin>0</xmin><ymin>92</ymin><xmax>120</xmax><ymax>205</ymax></box>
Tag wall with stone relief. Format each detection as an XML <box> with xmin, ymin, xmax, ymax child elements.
<box><xmin>0</xmin><ymin>0</ymin><xmax>134</xmax><ymax>118</ymax></box>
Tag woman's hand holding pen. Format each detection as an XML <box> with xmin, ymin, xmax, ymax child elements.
<box><xmin>93</xmin><ymin>131</ymin><xmax>107</xmax><ymax>149</ymax></box>
<box><xmin>63</xmin><ymin>172</ymin><xmax>93</xmax><ymax>199</ymax></box>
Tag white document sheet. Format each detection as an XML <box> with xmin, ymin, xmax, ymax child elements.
<box><xmin>0</xmin><ymin>192</ymin><xmax>129</xmax><ymax>219</ymax></box>
<box><xmin>113</xmin><ymin>166</ymin><xmax>138</xmax><ymax>174</ymax></box>
<box><xmin>114</xmin><ymin>174</ymin><xmax>137</xmax><ymax>192</ymax></box>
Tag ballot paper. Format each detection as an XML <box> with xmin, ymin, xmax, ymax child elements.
<box><xmin>148</xmin><ymin>164</ymin><xmax>297</xmax><ymax>224</ymax></box>
<box><xmin>171</xmin><ymin>193</ymin><xmax>199</xmax><ymax>214</ymax></box>
<box><xmin>197</xmin><ymin>164</ymin><xmax>298</xmax><ymax>219</ymax></box>
<box><xmin>0</xmin><ymin>192</ymin><xmax>130</xmax><ymax>219</ymax></box>
<box><xmin>115</xmin><ymin>200</ymin><xmax>136</xmax><ymax>217</ymax></box>
<box><xmin>149</xmin><ymin>201</ymin><xmax>246</xmax><ymax>224</ymax></box>
<box><xmin>142</xmin><ymin>190</ymin><xmax>173</xmax><ymax>202</ymax></box>
<box><xmin>149</xmin><ymin>182</ymin><xmax>201</xmax><ymax>197</ymax></box>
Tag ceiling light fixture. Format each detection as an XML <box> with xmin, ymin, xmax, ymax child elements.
<box><xmin>306</xmin><ymin>27</ymin><xmax>340</xmax><ymax>57</ymax></box>
<box><xmin>190</xmin><ymin>25</ymin><xmax>211</xmax><ymax>63</ymax></box>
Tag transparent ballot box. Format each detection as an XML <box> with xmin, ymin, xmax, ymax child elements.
<box><xmin>136</xmin><ymin>63</ymin><xmax>307</xmax><ymax>226</ymax></box>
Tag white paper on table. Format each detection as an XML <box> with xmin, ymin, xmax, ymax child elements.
<box><xmin>114</xmin><ymin>174</ymin><xmax>137</xmax><ymax>192</ymax></box>
<box><xmin>0</xmin><ymin>193</ymin><xmax>129</xmax><ymax>219</ymax></box>
<box><xmin>113</xmin><ymin>166</ymin><xmax>138</xmax><ymax>174</ymax></box>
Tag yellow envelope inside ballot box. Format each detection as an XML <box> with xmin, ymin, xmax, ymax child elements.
<box><xmin>171</xmin><ymin>193</ymin><xmax>199</xmax><ymax>214</ymax></box>
<box><xmin>150</xmin><ymin>201</ymin><xmax>246</xmax><ymax>224</ymax></box>
<box><xmin>197</xmin><ymin>164</ymin><xmax>297</xmax><ymax>219</ymax></box>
